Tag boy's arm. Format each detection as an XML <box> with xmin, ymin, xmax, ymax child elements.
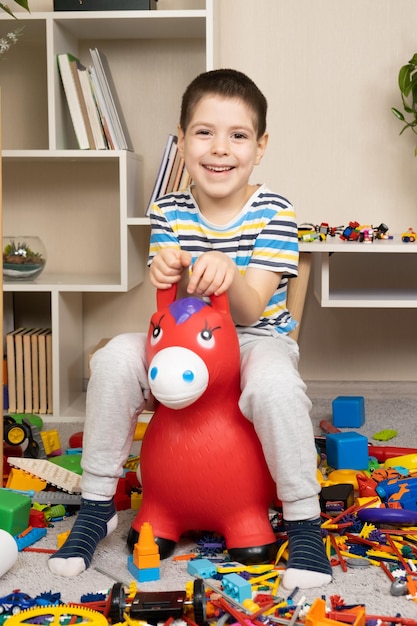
<box><xmin>228</xmin><ymin>266</ymin><xmax>282</xmax><ymax>327</ymax></box>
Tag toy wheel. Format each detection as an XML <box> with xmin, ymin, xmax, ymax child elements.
<box><xmin>108</xmin><ymin>582</ymin><xmax>127</xmax><ymax>624</ymax></box>
<box><xmin>4</xmin><ymin>605</ymin><xmax>108</xmax><ymax>626</ymax></box>
<box><xmin>192</xmin><ymin>578</ymin><xmax>206</xmax><ymax>626</ymax></box>
<box><xmin>4</xmin><ymin>424</ymin><xmax>27</xmax><ymax>446</ymax></box>
<box><xmin>410</xmin><ymin>236</ymin><xmax>416</xmax><ymax>242</ymax></box>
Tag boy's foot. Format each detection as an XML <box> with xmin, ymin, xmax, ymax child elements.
<box><xmin>48</xmin><ymin>498</ymin><xmax>118</xmax><ymax>577</ymax></box>
<box><xmin>282</xmin><ymin>517</ymin><xmax>332</xmax><ymax>589</ymax></box>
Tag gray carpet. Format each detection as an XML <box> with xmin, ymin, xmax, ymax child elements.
<box><xmin>1</xmin><ymin>397</ymin><xmax>417</xmax><ymax>620</ymax></box>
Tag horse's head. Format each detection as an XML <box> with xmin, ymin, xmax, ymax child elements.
<box><xmin>146</xmin><ymin>286</ymin><xmax>240</xmax><ymax>409</ymax></box>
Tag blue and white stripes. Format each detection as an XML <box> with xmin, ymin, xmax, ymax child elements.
<box><xmin>148</xmin><ymin>184</ymin><xmax>299</xmax><ymax>334</ymax></box>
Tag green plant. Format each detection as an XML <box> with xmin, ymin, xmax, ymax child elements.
<box><xmin>392</xmin><ymin>53</ymin><xmax>417</xmax><ymax>156</ymax></box>
<box><xmin>3</xmin><ymin>240</ymin><xmax>45</xmax><ymax>265</ymax></box>
<box><xmin>0</xmin><ymin>0</ymin><xmax>30</xmax><ymax>18</ymax></box>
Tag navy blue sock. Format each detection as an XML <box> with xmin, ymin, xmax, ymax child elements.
<box><xmin>48</xmin><ymin>498</ymin><xmax>117</xmax><ymax>577</ymax></box>
<box><xmin>282</xmin><ymin>517</ymin><xmax>332</xmax><ymax>589</ymax></box>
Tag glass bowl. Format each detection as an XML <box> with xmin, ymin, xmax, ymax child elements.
<box><xmin>3</xmin><ymin>236</ymin><xmax>47</xmax><ymax>282</ymax></box>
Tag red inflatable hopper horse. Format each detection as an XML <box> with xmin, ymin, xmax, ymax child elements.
<box><xmin>127</xmin><ymin>286</ymin><xmax>277</xmax><ymax>564</ymax></box>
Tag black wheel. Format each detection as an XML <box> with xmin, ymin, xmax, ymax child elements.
<box><xmin>108</xmin><ymin>583</ymin><xmax>127</xmax><ymax>624</ymax></box>
<box><xmin>4</xmin><ymin>423</ymin><xmax>27</xmax><ymax>446</ymax></box>
<box><xmin>192</xmin><ymin>578</ymin><xmax>206</xmax><ymax>626</ymax></box>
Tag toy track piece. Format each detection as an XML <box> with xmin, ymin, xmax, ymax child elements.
<box><xmin>7</xmin><ymin>458</ymin><xmax>81</xmax><ymax>493</ymax></box>
<box><xmin>5</xmin><ymin>605</ymin><xmax>108</xmax><ymax>626</ymax></box>
<box><xmin>33</xmin><ymin>490</ymin><xmax>82</xmax><ymax>505</ymax></box>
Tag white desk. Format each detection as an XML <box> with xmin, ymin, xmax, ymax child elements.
<box><xmin>299</xmin><ymin>237</ymin><xmax>417</xmax><ymax>307</ymax></box>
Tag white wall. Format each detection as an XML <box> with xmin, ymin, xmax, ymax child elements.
<box><xmin>215</xmin><ymin>0</ymin><xmax>417</xmax><ymax>382</ymax></box>
<box><xmin>84</xmin><ymin>0</ymin><xmax>417</xmax><ymax>383</ymax></box>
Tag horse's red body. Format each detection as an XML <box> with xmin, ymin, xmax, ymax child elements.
<box><xmin>132</xmin><ymin>288</ymin><xmax>276</xmax><ymax>558</ymax></box>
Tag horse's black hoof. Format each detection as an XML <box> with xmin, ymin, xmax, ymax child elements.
<box><xmin>228</xmin><ymin>541</ymin><xmax>278</xmax><ymax>565</ymax></box>
<box><xmin>126</xmin><ymin>526</ymin><xmax>177</xmax><ymax>560</ymax></box>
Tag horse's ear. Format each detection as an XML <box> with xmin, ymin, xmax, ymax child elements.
<box><xmin>210</xmin><ymin>292</ymin><xmax>230</xmax><ymax>316</ymax></box>
<box><xmin>157</xmin><ymin>284</ymin><xmax>178</xmax><ymax>311</ymax></box>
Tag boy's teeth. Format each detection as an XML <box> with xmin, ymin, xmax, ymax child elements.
<box><xmin>206</xmin><ymin>165</ymin><xmax>231</xmax><ymax>171</ymax></box>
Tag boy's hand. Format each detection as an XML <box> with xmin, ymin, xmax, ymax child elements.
<box><xmin>187</xmin><ymin>251</ymin><xmax>236</xmax><ymax>297</ymax></box>
<box><xmin>150</xmin><ymin>248</ymin><xmax>192</xmax><ymax>288</ymax></box>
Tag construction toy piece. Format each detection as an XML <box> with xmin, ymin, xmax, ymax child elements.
<box><xmin>128</xmin><ymin>521</ymin><xmax>160</xmax><ymax>582</ymax></box>
<box><xmin>0</xmin><ymin>490</ymin><xmax>31</xmax><ymax>535</ymax></box>
<box><xmin>130</xmin><ymin>287</ymin><xmax>277</xmax><ymax>564</ymax></box>
<box><xmin>7</xmin><ymin>457</ymin><xmax>81</xmax><ymax>493</ymax></box>
<box><xmin>332</xmin><ymin>396</ymin><xmax>365</xmax><ymax>428</ymax></box>
<box><xmin>5</xmin><ymin>605</ymin><xmax>108</xmax><ymax>626</ymax></box>
<box><xmin>6</xmin><ymin>468</ymin><xmax>47</xmax><ymax>492</ymax></box>
<box><xmin>372</xmin><ymin>428</ymin><xmax>397</xmax><ymax>441</ymax></box>
<box><xmin>15</xmin><ymin>527</ymin><xmax>47</xmax><ymax>551</ymax></box>
<box><xmin>222</xmin><ymin>573</ymin><xmax>252</xmax><ymax>603</ymax></box>
<box><xmin>187</xmin><ymin>558</ymin><xmax>217</xmax><ymax>579</ymax></box>
<box><xmin>326</xmin><ymin>432</ymin><xmax>369</xmax><ymax>470</ymax></box>
<box><xmin>319</xmin><ymin>484</ymin><xmax>354</xmax><ymax>516</ymax></box>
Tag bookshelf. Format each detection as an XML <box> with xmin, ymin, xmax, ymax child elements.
<box><xmin>1</xmin><ymin>1</ymin><xmax>214</xmax><ymax>419</ymax></box>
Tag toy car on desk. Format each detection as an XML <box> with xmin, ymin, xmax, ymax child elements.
<box><xmin>340</xmin><ymin>221</ymin><xmax>361</xmax><ymax>241</ymax></box>
<box><xmin>402</xmin><ymin>227</ymin><xmax>417</xmax><ymax>242</ymax></box>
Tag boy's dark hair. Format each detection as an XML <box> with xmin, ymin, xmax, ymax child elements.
<box><xmin>180</xmin><ymin>68</ymin><xmax>267</xmax><ymax>139</ymax></box>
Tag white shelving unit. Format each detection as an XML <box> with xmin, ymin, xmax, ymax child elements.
<box><xmin>299</xmin><ymin>237</ymin><xmax>417</xmax><ymax>307</ymax></box>
<box><xmin>1</xmin><ymin>1</ymin><xmax>213</xmax><ymax>419</ymax></box>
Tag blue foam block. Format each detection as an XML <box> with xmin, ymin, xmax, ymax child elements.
<box><xmin>332</xmin><ymin>396</ymin><xmax>365</xmax><ymax>428</ymax></box>
<box><xmin>326</xmin><ymin>431</ymin><xmax>369</xmax><ymax>470</ymax></box>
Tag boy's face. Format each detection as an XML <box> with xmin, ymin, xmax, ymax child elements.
<box><xmin>178</xmin><ymin>95</ymin><xmax>268</xmax><ymax>206</ymax></box>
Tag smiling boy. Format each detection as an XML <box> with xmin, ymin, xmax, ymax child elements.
<box><xmin>49</xmin><ymin>69</ymin><xmax>332</xmax><ymax>590</ymax></box>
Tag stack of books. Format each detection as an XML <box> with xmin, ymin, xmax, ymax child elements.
<box><xmin>146</xmin><ymin>134</ymin><xmax>191</xmax><ymax>215</ymax></box>
<box><xmin>57</xmin><ymin>48</ymin><xmax>132</xmax><ymax>151</ymax></box>
<box><xmin>6</xmin><ymin>328</ymin><xmax>53</xmax><ymax>415</ymax></box>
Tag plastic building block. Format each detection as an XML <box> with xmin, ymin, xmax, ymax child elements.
<box><xmin>6</xmin><ymin>468</ymin><xmax>47</xmax><ymax>492</ymax></box>
<box><xmin>131</xmin><ymin>492</ymin><xmax>142</xmax><ymax>510</ymax></box>
<box><xmin>127</xmin><ymin>555</ymin><xmax>160</xmax><ymax>582</ymax></box>
<box><xmin>7</xmin><ymin>457</ymin><xmax>81</xmax><ymax>493</ymax></box>
<box><xmin>133</xmin><ymin>521</ymin><xmax>160</xmax><ymax>571</ymax></box>
<box><xmin>187</xmin><ymin>558</ymin><xmax>217</xmax><ymax>579</ymax></box>
<box><xmin>0</xmin><ymin>490</ymin><xmax>31</xmax><ymax>535</ymax></box>
<box><xmin>14</xmin><ymin>527</ymin><xmax>47</xmax><ymax>551</ymax></box>
<box><xmin>128</xmin><ymin>522</ymin><xmax>160</xmax><ymax>582</ymax></box>
<box><xmin>32</xmin><ymin>491</ymin><xmax>82</xmax><ymax>505</ymax></box>
<box><xmin>40</xmin><ymin>429</ymin><xmax>62</xmax><ymax>456</ymax></box>
<box><xmin>222</xmin><ymin>572</ymin><xmax>252</xmax><ymax>603</ymax></box>
<box><xmin>29</xmin><ymin>508</ymin><xmax>47</xmax><ymax>528</ymax></box>
<box><xmin>305</xmin><ymin>597</ymin><xmax>365</xmax><ymax>626</ymax></box>
<box><xmin>49</xmin><ymin>454</ymin><xmax>82</xmax><ymax>475</ymax></box>
<box><xmin>57</xmin><ymin>530</ymin><xmax>71</xmax><ymax>548</ymax></box>
<box><xmin>319</xmin><ymin>484</ymin><xmax>354</xmax><ymax>516</ymax></box>
<box><xmin>326</xmin><ymin>432</ymin><xmax>369</xmax><ymax>470</ymax></box>
<box><xmin>332</xmin><ymin>396</ymin><xmax>365</xmax><ymax>428</ymax></box>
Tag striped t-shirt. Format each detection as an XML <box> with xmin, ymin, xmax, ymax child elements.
<box><xmin>148</xmin><ymin>184</ymin><xmax>299</xmax><ymax>334</ymax></box>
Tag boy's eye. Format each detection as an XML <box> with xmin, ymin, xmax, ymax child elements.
<box><xmin>196</xmin><ymin>129</ymin><xmax>211</xmax><ymax>136</ymax></box>
<box><xmin>232</xmin><ymin>132</ymin><xmax>247</xmax><ymax>140</ymax></box>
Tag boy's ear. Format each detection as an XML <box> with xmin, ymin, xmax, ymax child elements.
<box><xmin>177</xmin><ymin>124</ymin><xmax>185</xmax><ymax>156</ymax></box>
<box><xmin>255</xmin><ymin>132</ymin><xmax>269</xmax><ymax>165</ymax></box>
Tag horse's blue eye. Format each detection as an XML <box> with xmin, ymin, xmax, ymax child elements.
<box><xmin>150</xmin><ymin>366</ymin><xmax>158</xmax><ymax>381</ymax></box>
<box><xmin>183</xmin><ymin>370</ymin><xmax>194</xmax><ymax>383</ymax></box>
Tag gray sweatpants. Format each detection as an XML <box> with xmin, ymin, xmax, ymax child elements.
<box><xmin>81</xmin><ymin>329</ymin><xmax>320</xmax><ymax>521</ymax></box>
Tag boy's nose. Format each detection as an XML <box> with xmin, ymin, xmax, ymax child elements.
<box><xmin>211</xmin><ymin>135</ymin><xmax>229</xmax><ymax>155</ymax></box>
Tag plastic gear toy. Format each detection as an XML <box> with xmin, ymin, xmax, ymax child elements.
<box><xmin>5</xmin><ymin>605</ymin><xmax>108</xmax><ymax>626</ymax></box>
